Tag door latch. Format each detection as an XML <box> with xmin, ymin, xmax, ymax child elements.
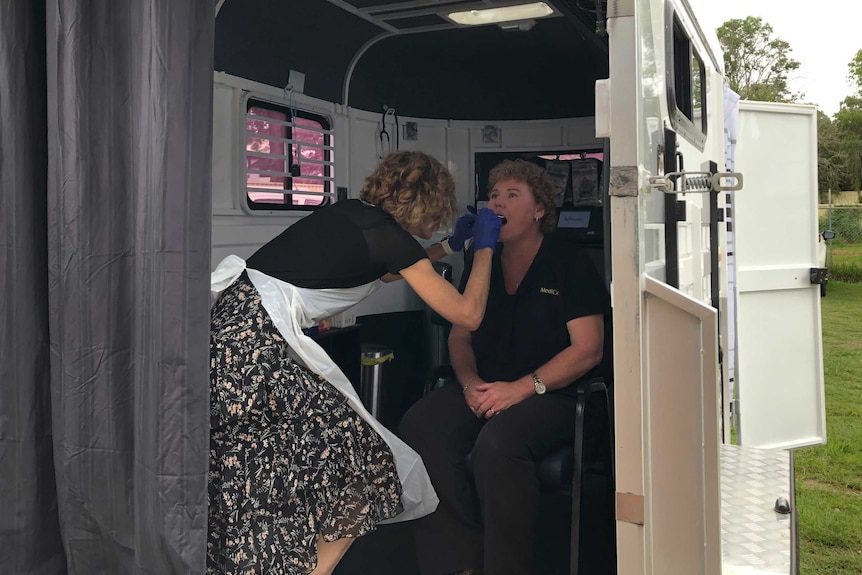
<box><xmin>648</xmin><ymin>171</ymin><xmax>744</xmax><ymax>193</ymax></box>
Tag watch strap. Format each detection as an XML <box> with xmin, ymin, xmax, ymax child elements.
<box><xmin>531</xmin><ymin>372</ymin><xmax>546</xmax><ymax>394</ymax></box>
<box><xmin>441</xmin><ymin>237</ymin><xmax>455</xmax><ymax>256</ymax></box>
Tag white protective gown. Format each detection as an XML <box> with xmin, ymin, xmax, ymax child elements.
<box><xmin>210</xmin><ymin>255</ymin><xmax>439</xmax><ymax>523</ymax></box>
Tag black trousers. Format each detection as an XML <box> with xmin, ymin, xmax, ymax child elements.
<box><xmin>399</xmin><ymin>382</ymin><xmax>580</xmax><ymax>575</ymax></box>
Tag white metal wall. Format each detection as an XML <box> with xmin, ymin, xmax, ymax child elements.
<box><xmin>210</xmin><ymin>72</ymin><xmax>601</xmax><ymax>317</ymax></box>
<box><xmin>607</xmin><ymin>0</ymin><xmax>727</xmax><ymax>573</ymax></box>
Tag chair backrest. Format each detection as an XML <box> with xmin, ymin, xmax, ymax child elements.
<box><xmin>551</xmin><ymin>206</ymin><xmax>613</xmax><ymax>390</ymax></box>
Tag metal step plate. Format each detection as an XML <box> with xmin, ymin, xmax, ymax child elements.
<box><xmin>721</xmin><ymin>444</ymin><xmax>793</xmax><ymax>575</ymax></box>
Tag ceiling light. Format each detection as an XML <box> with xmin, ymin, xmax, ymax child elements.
<box><xmin>499</xmin><ymin>19</ymin><xmax>537</xmax><ymax>32</ymax></box>
<box><xmin>447</xmin><ymin>2</ymin><xmax>555</xmax><ymax>26</ymax></box>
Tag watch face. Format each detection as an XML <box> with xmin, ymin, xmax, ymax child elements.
<box><xmin>531</xmin><ymin>373</ymin><xmax>546</xmax><ymax>394</ymax></box>
<box><xmin>534</xmin><ymin>379</ymin><xmax>546</xmax><ymax>394</ymax></box>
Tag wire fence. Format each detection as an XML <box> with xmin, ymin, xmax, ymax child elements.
<box><xmin>819</xmin><ymin>204</ymin><xmax>862</xmax><ymax>282</ymax></box>
<box><xmin>820</xmin><ymin>204</ymin><xmax>862</xmax><ymax>242</ymax></box>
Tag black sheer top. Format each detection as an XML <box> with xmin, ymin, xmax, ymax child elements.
<box><xmin>246</xmin><ymin>200</ymin><xmax>427</xmax><ymax>288</ymax></box>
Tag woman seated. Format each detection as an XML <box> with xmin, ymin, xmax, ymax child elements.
<box><xmin>400</xmin><ymin>159</ymin><xmax>610</xmax><ymax>575</ymax></box>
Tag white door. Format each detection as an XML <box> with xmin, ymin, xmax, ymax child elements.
<box><xmin>732</xmin><ymin>101</ymin><xmax>827</xmax><ymax>449</ymax></box>
<box><xmin>604</xmin><ymin>1</ymin><xmax>725</xmax><ymax>573</ymax></box>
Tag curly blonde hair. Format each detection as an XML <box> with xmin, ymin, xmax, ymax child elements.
<box><xmin>488</xmin><ymin>159</ymin><xmax>558</xmax><ymax>233</ymax></box>
<box><xmin>360</xmin><ymin>151</ymin><xmax>457</xmax><ymax>232</ymax></box>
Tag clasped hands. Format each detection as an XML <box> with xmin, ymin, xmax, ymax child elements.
<box><xmin>463</xmin><ymin>378</ymin><xmax>533</xmax><ymax>419</ymax></box>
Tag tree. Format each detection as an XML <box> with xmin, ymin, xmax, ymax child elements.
<box><xmin>717</xmin><ymin>16</ymin><xmax>801</xmax><ymax>103</ymax></box>
<box><xmin>818</xmin><ymin>111</ymin><xmax>847</xmax><ymax>197</ymax></box>
<box><xmin>833</xmin><ymin>96</ymin><xmax>862</xmax><ymax>192</ymax></box>
<box><xmin>849</xmin><ymin>49</ymin><xmax>862</xmax><ymax>96</ymax></box>
<box><xmin>814</xmin><ymin>49</ymin><xmax>862</xmax><ymax>196</ymax></box>
<box><xmin>814</xmin><ymin>50</ymin><xmax>862</xmax><ymax>196</ymax></box>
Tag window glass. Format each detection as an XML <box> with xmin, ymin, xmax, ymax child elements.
<box><xmin>247</xmin><ymin>106</ymin><xmax>288</xmax><ymax>206</ymax></box>
<box><xmin>245</xmin><ymin>99</ymin><xmax>332</xmax><ymax>210</ymax></box>
<box><xmin>291</xmin><ymin>117</ymin><xmax>328</xmax><ymax>206</ymax></box>
<box><xmin>667</xmin><ymin>12</ymin><xmax>708</xmax><ymax>149</ymax></box>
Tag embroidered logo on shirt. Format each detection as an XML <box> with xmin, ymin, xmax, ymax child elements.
<box><xmin>540</xmin><ymin>287</ymin><xmax>560</xmax><ymax>296</ymax></box>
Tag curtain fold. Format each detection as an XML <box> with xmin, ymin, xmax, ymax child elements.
<box><xmin>0</xmin><ymin>1</ymin><xmax>66</xmax><ymax>572</ymax></box>
<box><xmin>2</xmin><ymin>1</ymin><xmax>215</xmax><ymax>573</ymax></box>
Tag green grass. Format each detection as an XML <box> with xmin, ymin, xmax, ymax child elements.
<box><xmin>831</xmin><ymin>244</ymin><xmax>862</xmax><ymax>266</ymax></box>
<box><xmin>794</xmin><ymin>281</ymin><xmax>862</xmax><ymax>573</ymax></box>
<box><xmin>829</xmin><ymin>244</ymin><xmax>862</xmax><ymax>283</ymax></box>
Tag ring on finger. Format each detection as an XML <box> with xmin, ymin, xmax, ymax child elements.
<box><xmin>489</xmin><ymin>409</ymin><xmax>495</xmax><ymax>416</ymax></box>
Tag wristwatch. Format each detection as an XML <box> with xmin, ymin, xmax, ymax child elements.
<box><xmin>440</xmin><ymin>236</ymin><xmax>455</xmax><ymax>256</ymax></box>
<box><xmin>531</xmin><ymin>372</ymin><xmax>546</xmax><ymax>395</ymax></box>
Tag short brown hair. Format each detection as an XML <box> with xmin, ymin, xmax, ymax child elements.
<box><xmin>360</xmin><ymin>151</ymin><xmax>457</xmax><ymax>232</ymax></box>
<box><xmin>488</xmin><ymin>160</ymin><xmax>558</xmax><ymax>233</ymax></box>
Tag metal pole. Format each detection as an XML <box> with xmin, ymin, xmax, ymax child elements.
<box><xmin>827</xmin><ymin>189</ymin><xmax>833</xmax><ymax>269</ymax></box>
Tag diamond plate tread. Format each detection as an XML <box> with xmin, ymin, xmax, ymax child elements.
<box><xmin>721</xmin><ymin>444</ymin><xmax>792</xmax><ymax>575</ymax></box>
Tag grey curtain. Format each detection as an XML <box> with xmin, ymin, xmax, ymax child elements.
<box><xmin>1</xmin><ymin>1</ymin><xmax>214</xmax><ymax>573</ymax></box>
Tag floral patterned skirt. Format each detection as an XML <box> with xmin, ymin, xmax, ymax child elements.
<box><xmin>207</xmin><ymin>273</ymin><xmax>403</xmax><ymax>574</ymax></box>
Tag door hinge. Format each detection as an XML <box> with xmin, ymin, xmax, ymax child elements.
<box><xmin>810</xmin><ymin>268</ymin><xmax>828</xmax><ymax>285</ymax></box>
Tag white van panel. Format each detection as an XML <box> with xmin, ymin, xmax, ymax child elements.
<box><xmin>732</xmin><ymin>102</ymin><xmax>826</xmax><ymax>450</ymax></box>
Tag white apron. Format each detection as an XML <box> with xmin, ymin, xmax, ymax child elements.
<box><xmin>211</xmin><ymin>255</ymin><xmax>439</xmax><ymax>523</ymax></box>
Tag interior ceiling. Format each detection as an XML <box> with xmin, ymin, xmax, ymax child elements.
<box><xmin>215</xmin><ymin>0</ymin><xmax>609</xmax><ymax>120</ymax></box>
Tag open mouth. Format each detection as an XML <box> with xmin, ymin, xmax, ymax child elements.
<box><xmin>497</xmin><ymin>215</ymin><xmax>507</xmax><ymax>225</ymax></box>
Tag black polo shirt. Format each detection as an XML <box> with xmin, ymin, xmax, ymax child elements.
<box><xmin>461</xmin><ymin>235</ymin><xmax>609</xmax><ymax>386</ymax></box>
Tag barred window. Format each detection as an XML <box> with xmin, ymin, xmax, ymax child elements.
<box><xmin>245</xmin><ymin>98</ymin><xmax>334</xmax><ymax>210</ymax></box>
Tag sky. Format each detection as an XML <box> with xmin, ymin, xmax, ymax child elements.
<box><xmin>687</xmin><ymin>0</ymin><xmax>862</xmax><ymax>116</ymax></box>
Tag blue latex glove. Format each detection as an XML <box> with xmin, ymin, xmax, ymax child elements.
<box><xmin>448</xmin><ymin>209</ymin><xmax>476</xmax><ymax>252</ymax></box>
<box><xmin>472</xmin><ymin>208</ymin><xmax>502</xmax><ymax>251</ymax></box>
